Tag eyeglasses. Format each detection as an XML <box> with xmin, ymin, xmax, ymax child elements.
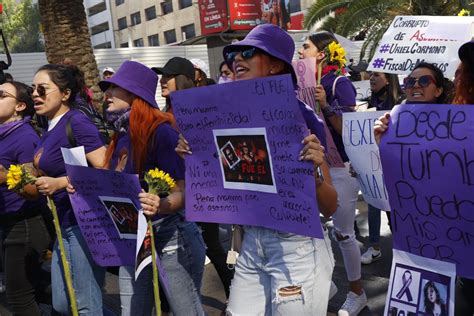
<box><xmin>225</xmin><ymin>47</ymin><xmax>260</xmax><ymax>64</ymax></box>
<box><xmin>403</xmin><ymin>75</ymin><xmax>436</xmax><ymax>89</ymax></box>
<box><xmin>0</xmin><ymin>90</ymin><xmax>17</xmax><ymax>100</ymax></box>
<box><xmin>31</xmin><ymin>85</ymin><xmax>59</xmax><ymax>98</ymax></box>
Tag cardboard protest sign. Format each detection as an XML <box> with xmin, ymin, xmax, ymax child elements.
<box><xmin>385</xmin><ymin>250</ymin><xmax>455</xmax><ymax>316</ymax></box>
<box><xmin>380</xmin><ymin>104</ymin><xmax>474</xmax><ymax>278</ymax></box>
<box><xmin>292</xmin><ymin>58</ymin><xmax>345</xmax><ymax>168</ymax></box>
<box><xmin>66</xmin><ymin>164</ymin><xmax>142</xmax><ymax>266</ymax></box>
<box><xmin>171</xmin><ymin>74</ymin><xmax>323</xmax><ymax>238</ymax></box>
<box><xmin>368</xmin><ymin>15</ymin><xmax>474</xmax><ymax>78</ymax></box>
<box><xmin>343</xmin><ymin>111</ymin><xmax>391</xmax><ymax>211</ymax></box>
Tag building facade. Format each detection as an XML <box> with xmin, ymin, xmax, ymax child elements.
<box><xmin>110</xmin><ymin>0</ymin><xmax>201</xmax><ymax>48</ymax></box>
<box><xmin>84</xmin><ymin>0</ymin><xmax>116</xmax><ymax>48</ymax></box>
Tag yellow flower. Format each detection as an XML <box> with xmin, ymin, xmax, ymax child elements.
<box><xmin>458</xmin><ymin>9</ymin><xmax>470</xmax><ymax>16</ymax></box>
<box><xmin>6</xmin><ymin>164</ymin><xmax>23</xmax><ymax>190</ymax></box>
<box><xmin>145</xmin><ymin>168</ymin><xmax>176</xmax><ymax>195</ymax></box>
<box><xmin>326</xmin><ymin>41</ymin><xmax>347</xmax><ymax>68</ymax></box>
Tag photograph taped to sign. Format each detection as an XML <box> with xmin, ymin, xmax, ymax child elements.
<box><xmin>99</xmin><ymin>196</ymin><xmax>139</xmax><ymax>239</ymax></box>
<box><xmin>385</xmin><ymin>250</ymin><xmax>455</xmax><ymax>315</ymax></box>
<box><xmin>214</xmin><ymin>127</ymin><xmax>277</xmax><ymax>194</ymax></box>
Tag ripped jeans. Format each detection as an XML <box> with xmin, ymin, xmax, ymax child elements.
<box><xmin>227</xmin><ymin>226</ymin><xmax>334</xmax><ymax>315</ymax></box>
<box><xmin>119</xmin><ymin>214</ymin><xmax>206</xmax><ymax>316</ymax></box>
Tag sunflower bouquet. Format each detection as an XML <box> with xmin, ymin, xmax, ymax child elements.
<box><xmin>143</xmin><ymin>168</ymin><xmax>176</xmax><ymax>316</ymax></box>
<box><xmin>6</xmin><ymin>164</ymin><xmax>37</xmax><ymax>193</ymax></box>
<box><xmin>144</xmin><ymin>168</ymin><xmax>176</xmax><ymax>196</ymax></box>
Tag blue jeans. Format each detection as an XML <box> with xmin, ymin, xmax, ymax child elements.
<box><xmin>227</xmin><ymin>226</ymin><xmax>335</xmax><ymax>315</ymax></box>
<box><xmin>51</xmin><ymin>225</ymin><xmax>106</xmax><ymax>315</ymax></box>
<box><xmin>119</xmin><ymin>215</ymin><xmax>206</xmax><ymax>316</ymax></box>
<box><xmin>368</xmin><ymin>204</ymin><xmax>381</xmax><ymax>245</ymax></box>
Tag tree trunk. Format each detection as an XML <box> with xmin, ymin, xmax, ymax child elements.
<box><xmin>38</xmin><ymin>0</ymin><xmax>102</xmax><ymax>106</ymax></box>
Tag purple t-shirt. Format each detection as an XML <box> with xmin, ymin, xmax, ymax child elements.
<box><xmin>297</xmin><ymin>99</ymin><xmax>327</xmax><ymax>149</ymax></box>
<box><xmin>321</xmin><ymin>72</ymin><xmax>356</xmax><ymax>162</ymax></box>
<box><xmin>0</xmin><ymin>120</ymin><xmax>46</xmax><ymax>214</ymax></box>
<box><xmin>34</xmin><ymin>109</ymin><xmax>104</xmax><ymax>227</ymax></box>
<box><xmin>110</xmin><ymin>123</ymin><xmax>185</xmax><ymax>180</ymax></box>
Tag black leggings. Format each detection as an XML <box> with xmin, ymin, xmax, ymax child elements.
<box><xmin>2</xmin><ymin>214</ymin><xmax>52</xmax><ymax>316</ymax></box>
<box><xmin>198</xmin><ymin>222</ymin><xmax>234</xmax><ymax>298</ymax></box>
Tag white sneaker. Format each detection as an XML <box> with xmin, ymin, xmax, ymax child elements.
<box><xmin>329</xmin><ymin>281</ymin><xmax>338</xmax><ymax>300</ymax></box>
<box><xmin>361</xmin><ymin>247</ymin><xmax>381</xmax><ymax>265</ymax></box>
<box><xmin>338</xmin><ymin>291</ymin><xmax>367</xmax><ymax>316</ymax></box>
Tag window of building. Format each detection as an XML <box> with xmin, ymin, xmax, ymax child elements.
<box><xmin>90</xmin><ymin>22</ymin><xmax>109</xmax><ymax>36</ymax></box>
<box><xmin>145</xmin><ymin>6</ymin><xmax>157</xmax><ymax>21</ymax></box>
<box><xmin>115</xmin><ymin>0</ymin><xmax>124</xmax><ymax>5</ymax></box>
<box><xmin>94</xmin><ymin>42</ymin><xmax>112</xmax><ymax>49</ymax></box>
<box><xmin>133</xmin><ymin>38</ymin><xmax>144</xmax><ymax>47</ymax></box>
<box><xmin>161</xmin><ymin>0</ymin><xmax>173</xmax><ymax>15</ymax></box>
<box><xmin>120</xmin><ymin>42</ymin><xmax>129</xmax><ymax>48</ymax></box>
<box><xmin>178</xmin><ymin>0</ymin><xmax>192</xmax><ymax>9</ymax></box>
<box><xmin>164</xmin><ymin>29</ymin><xmax>176</xmax><ymax>44</ymax></box>
<box><xmin>148</xmin><ymin>34</ymin><xmax>160</xmax><ymax>46</ymax></box>
<box><xmin>88</xmin><ymin>1</ymin><xmax>106</xmax><ymax>17</ymax></box>
<box><xmin>118</xmin><ymin>17</ymin><xmax>127</xmax><ymax>30</ymax></box>
<box><xmin>181</xmin><ymin>24</ymin><xmax>195</xmax><ymax>40</ymax></box>
<box><xmin>130</xmin><ymin>12</ymin><xmax>141</xmax><ymax>26</ymax></box>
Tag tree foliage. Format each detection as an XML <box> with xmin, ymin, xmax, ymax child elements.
<box><xmin>304</xmin><ymin>0</ymin><xmax>473</xmax><ymax>60</ymax></box>
<box><xmin>1</xmin><ymin>0</ymin><xmax>44</xmax><ymax>53</ymax></box>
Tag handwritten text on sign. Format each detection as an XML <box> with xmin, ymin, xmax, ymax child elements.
<box><xmin>343</xmin><ymin>111</ymin><xmax>390</xmax><ymax>211</ymax></box>
<box><xmin>292</xmin><ymin>58</ymin><xmax>345</xmax><ymax>168</ymax></box>
<box><xmin>171</xmin><ymin>75</ymin><xmax>323</xmax><ymax>238</ymax></box>
<box><xmin>380</xmin><ymin>104</ymin><xmax>474</xmax><ymax>278</ymax></box>
<box><xmin>66</xmin><ymin>164</ymin><xmax>142</xmax><ymax>266</ymax></box>
<box><xmin>367</xmin><ymin>15</ymin><xmax>473</xmax><ymax>77</ymax></box>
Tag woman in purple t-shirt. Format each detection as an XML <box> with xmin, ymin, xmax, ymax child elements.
<box><xmin>32</xmin><ymin>64</ymin><xmax>107</xmax><ymax>315</ymax></box>
<box><xmin>298</xmin><ymin>31</ymin><xmax>367</xmax><ymax>315</ymax></box>
<box><xmin>99</xmin><ymin>60</ymin><xmax>206</xmax><ymax>315</ymax></box>
<box><xmin>0</xmin><ymin>81</ymin><xmax>52</xmax><ymax>315</ymax></box>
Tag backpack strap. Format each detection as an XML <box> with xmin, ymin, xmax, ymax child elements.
<box><xmin>332</xmin><ymin>75</ymin><xmax>342</xmax><ymax>98</ymax></box>
<box><xmin>66</xmin><ymin>116</ymin><xmax>77</xmax><ymax>147</ymax></box>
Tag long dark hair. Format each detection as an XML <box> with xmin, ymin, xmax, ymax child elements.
<box><xmin>308</xmin><ymin>31</ymin><xmax>338</xmax><ymax>52</ymax></box>
<box><xmin>423</xmin><ymin>281</ymin><xmax>444</xmax><ymax>313</ymax></box>
<box><xmin>36</xmin><ymin>64</ymin><xmax>79</xmax><ymax>106</ymax></box>
<box><xmin>165</xmin><ymin>74</ymin><xmax>195</xmax><ymax>111</ymax></box>
<box><xmin>7</xmin><ymin>81</ymin><xmax>35</xmax><ymax>118</ymax></box>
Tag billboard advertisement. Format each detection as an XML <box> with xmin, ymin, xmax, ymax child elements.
<box><xmin>199</xmin><ymin>0</ymin><xmax>229</xmax><ymax>35</ymax></box>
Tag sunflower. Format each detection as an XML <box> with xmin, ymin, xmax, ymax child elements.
<box><xmin>458</xmin><ymin>9</ymin><xmax>470</xmax><ymax>16</ymax></box>
<box><xmin>144</xmin><ymin>168</ymin><xmax>176</xmax><ymax>196</ymax></box>
<box><xmin>326</xmin><ymin>41</ymin><xmax>347</xmax><ymax>69</ymax></box>
<box><xmin>6</xmin><ymin>164</ymin><xmax>23</xmax><ymax>190</ymax></box>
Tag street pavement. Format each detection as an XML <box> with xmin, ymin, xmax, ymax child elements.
<box><xmin>0</xmin><ymin>199</ymin><xmax>392</xmax><ymax>315</ymax></box>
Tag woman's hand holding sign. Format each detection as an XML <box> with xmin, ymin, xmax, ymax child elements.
<box><xmin>374</xmin><ymin>112</ymin><xmax>391</xmax><ymax>145</ymax></box>
<box><xmin>299</xmin><ymin>134</ymin><xmax>325</xmax><ymax>167</ymax></box>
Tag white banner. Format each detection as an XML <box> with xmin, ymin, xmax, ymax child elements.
<box><xmin>342</xmin><ymin>111</ymin><xmax>390</xmax><ymax>211</ymax></box>
<box><xmin>367</xmin><ymin>16</ymin><xmax>474</xmax><ymax>78</ymax></box>
<box><xmin>384</xmin><ymin>250</ymin><xmax>456</xmax><ymax>316</ymax></box>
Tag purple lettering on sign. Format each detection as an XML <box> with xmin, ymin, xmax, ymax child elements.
<box><xmin>171</xmin><ymin>74</ymin><xmax>323</xmax><ymax>238</ymax></box>
<box><xmin>380</xmin><ymin>104</ymin><xmax>474</xmax><ymax>278</ymax></box>
<box><xmin>66</xmin><ymin>164</ymin><xmax>142</xmax><ymax>266</ymax></box>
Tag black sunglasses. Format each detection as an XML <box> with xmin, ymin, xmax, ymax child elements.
<box><xmin>403</xmin><ymin>75</ymin><xmax>436</xmax><ymax>89</ymax></box>
<box><xmin>31</xmin><ymin>85</ymin><xmax>59</xmax><ymax>98</ymax></box>
<box><xmin>0</xmin><ymin>89</ymin><xmax>17</xmax><ymax>100</ymax></box>
<box><xmin>225</xmin><ymin>47</ymin><xmax>260</xmax><ymax>64</ymax></box>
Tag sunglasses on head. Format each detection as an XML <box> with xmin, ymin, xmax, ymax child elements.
<box><xmin>0</xmin><ymin>89</ymin><xmax>17</xmax><ymax>100</ymax></box>
<box><xmin>31</xmin><ymin>85</ymin><xmax>59</xmax><ymax>98</ymax></box>
<box><xmin>403</xmin><ymin>75</ymin><xmax>436</xmax><ymax>89</ymax></box>
<box><xmin>225</xmin><ymin>47</ymin><xmax>260</xmax><ymax>64</ymax></box>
